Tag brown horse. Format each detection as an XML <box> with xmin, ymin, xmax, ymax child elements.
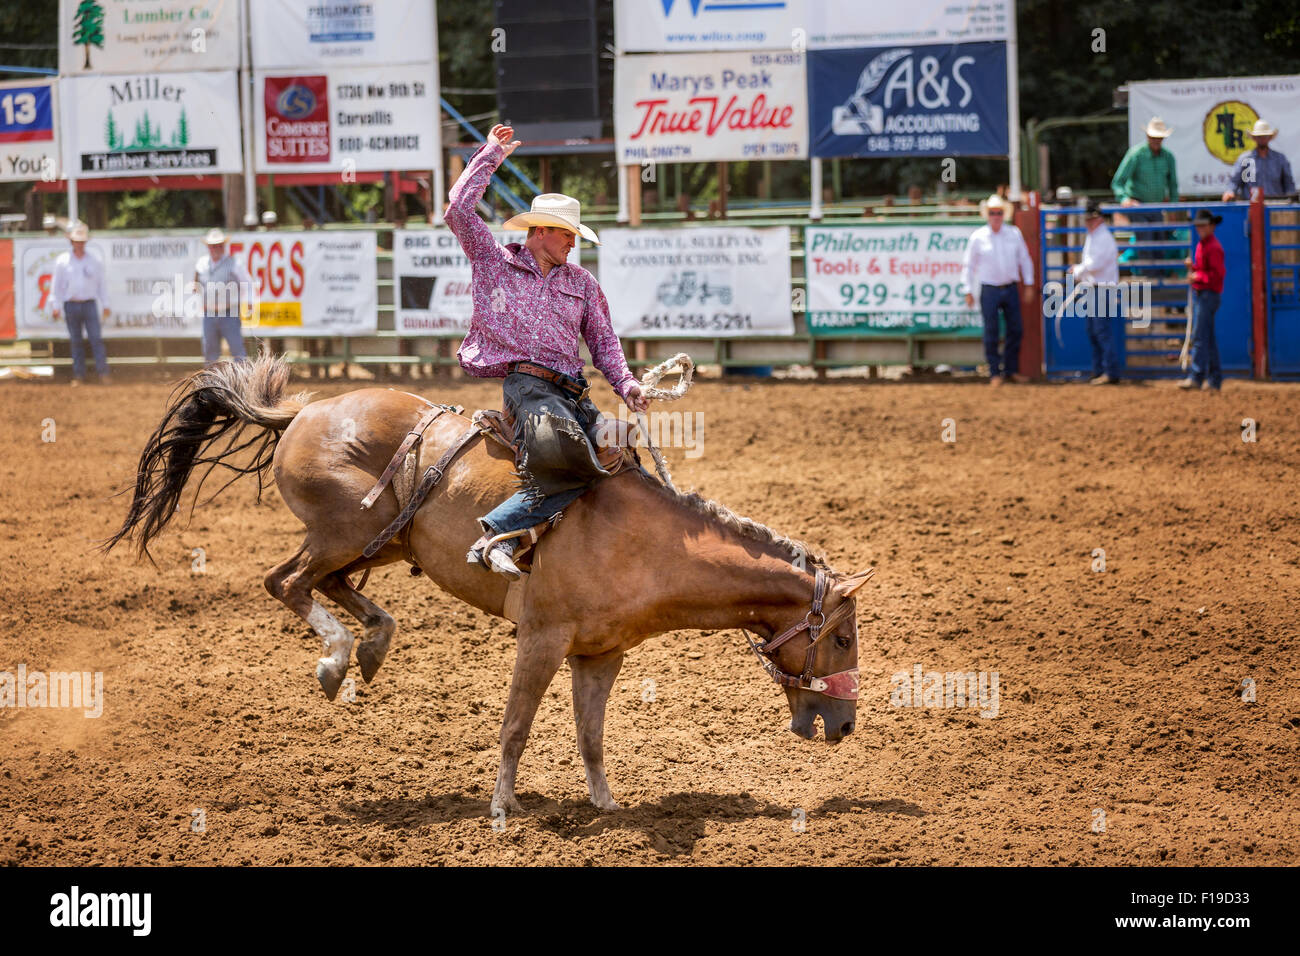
<box><xmin>106</xmin><ymin>354</ymin><xmax>873</xmax><ymax>814</ymax></box>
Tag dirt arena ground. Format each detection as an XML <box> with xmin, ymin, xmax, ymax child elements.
<box><xmin>2</xmin><ymin>371</ymin><xmax>1297</xmax><ymax>866</ymax></box>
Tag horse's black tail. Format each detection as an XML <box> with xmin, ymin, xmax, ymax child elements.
<box><xmin>102</xmin><ymin>350</ymin><xmax>312</xmax><ymax>561</ymax></box>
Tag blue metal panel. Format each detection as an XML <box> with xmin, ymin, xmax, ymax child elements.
<box><xmin>1265</xmin><ymin>204</ymin><xmax>1300</xmax><ymax>377</ymax></box>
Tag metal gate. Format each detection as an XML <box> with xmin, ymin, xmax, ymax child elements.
<box><xmin>1265</xmin><ymin>204</ymin><xmax>1300</xmax><ymax>377</ymax></box>
<box><xmin>1041</xmin><ymin>202</ymin><xmax>1252</xmax><ymax>379</ymax></box>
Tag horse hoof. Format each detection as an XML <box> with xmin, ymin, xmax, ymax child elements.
<box><xmin>490</xmin><ymin>795</ymin><xmax>522</xmax><ymax>816</ymax></box>
<box><xmin>316</xmin><ymin>658</ymin><xmax>346</xmax><ymax>700</ymax></box>
<box><xmin>356</xmin><ymin>641</ymin><xmax>388</xmax><ymax>683</ymax></box>
<box><xmin>592</xmin><ymin>798</ymin><xmax>621</xmax><ymax>812</ymax></box>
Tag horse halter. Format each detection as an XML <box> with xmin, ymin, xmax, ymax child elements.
<box><xmin>745</xmin><ymin>567</ymin><xmax>861</xmax><ymax>700</ymax></box>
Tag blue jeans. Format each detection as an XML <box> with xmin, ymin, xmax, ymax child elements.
<box><xmin>480</xmin><ymin>485</ymin><xmax>588</xmax><ymax>538</ymax></box>
<box><xmin>979</xmin><ymin>284</ymin><xmax>1023</xmax><ymax>379</ymax></box>
<box><xmin>202</xmin><ymin>314</ymin><xmax>247</xmax><ymax>364</ymax></box>
<box><xmin>1085</xmin><ymin>286</ymin><xmax>1122</xmax><ymax>379</ymax></box>
<box><xmin>1190</xmin><ymin>289</ymin><xmax>1222</xmax><ymax>388</ymax></box>
<box><xmin>64</xmin><ymin>300</ymin><xmax>109</xmax><ymax>379</ymax></box>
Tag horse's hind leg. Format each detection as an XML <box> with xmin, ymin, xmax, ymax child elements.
<box><xmin>570</xmin><ymin>649</ymin><xmax>625</xmax><ymax>811</ymax></box>
<box><xmin>317</xmin><ymin>572</ymin><xmax>396</xmax><ymax>684</ymax></box>
<box><xmin>264</xmin><ymin>541</ymin><xmax>358</xmax><ymax>700</ymax></box>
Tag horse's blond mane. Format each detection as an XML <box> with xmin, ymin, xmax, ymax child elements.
<box><xmin>635</xmin><ymin>470</ymin><xmax>834</xmax><ymax>572</ymax></box>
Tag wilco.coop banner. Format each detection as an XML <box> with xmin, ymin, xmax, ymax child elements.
<box><xmin>0</xmin><ymin>79</ymin><xmax>59</xmax><ymax>182</ymax></box>
<box><xmin>228</xmin><ymin>231</ymin><xmax>377</xmax><ymax>334</ymax></box>
<box><xmin>394</xmin><ymin>229</ymin><xmax>580</xmax><ymax>335</ymax></box>
<box><xmin>598</xmin><ymin>227</ymin><xmax>793</xmax><ymax>337</ymax></box>
<box><xmin>59</xmin><ymin>0</ymin><xmax>242</xmax><ymax>74</ymax></box>
<box><xmin>60</xmin><ymin>71</ymin><xmax>243</xmax><ymax>177</ymax></box>
<box><xmin>804</xmin><ymin>224</ymin><xmax>979</xmax><ymax>337</ymax></box>
<box><xmin>254</xmin><ymin>63</ymin><xmax>439</xmax><ymax>173</ymax></box>
<box><xmin>1127</xmin><ymin>76</ymin><xmax>1300</xmax><ymax>196</ymax></box>
<box><xmin>615</xmin><ymin>51</ymin><xmax>807</xmax><ymax>164</ymax></box>
<box><xmin>810</xmin><ymin>43</ymin><xmax>1008</xmax><ymax>158</ymax></box>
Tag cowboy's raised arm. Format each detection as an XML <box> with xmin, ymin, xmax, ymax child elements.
<box><xmin>445</xmin><ymin>125</ymin><xmax>519</xmax><ymax>264</ymax></box>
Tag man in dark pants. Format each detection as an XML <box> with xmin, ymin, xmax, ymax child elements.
<box><xmin>50</xmin><ymin>223</ymin><xmax>111</xmax><ymax>385</ymax></box>
<box><xmin>1178</xmin><ymin>209</ymin><xmax>1226</xmax><ymax>392</ymax></box>
<box><xmin>961</xmin><ymin>195</ymin><xmax>1036</xmax><ymax>386</ymax></box>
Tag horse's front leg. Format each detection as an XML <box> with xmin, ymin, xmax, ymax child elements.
<box><xmin>491</xmin><ymin>623</ymin><xmax>570</xmax><ymax>816</ymax></box>
<box><xmin>569</xmin><ymin>649</ymin><xmax>625</xmax><ymax>811</ymax></box>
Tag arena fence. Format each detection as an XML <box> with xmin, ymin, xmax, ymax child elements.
<box><xmin>1265</xmin><ymin>203</ymin><xmax>1300</xmax><ymax>378</ymax></box>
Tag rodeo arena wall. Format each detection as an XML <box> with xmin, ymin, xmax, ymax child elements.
<box><xmin>1</xmin><ymin>0</ymin><xmax>1298</xmax><ymax>381</ymax></box>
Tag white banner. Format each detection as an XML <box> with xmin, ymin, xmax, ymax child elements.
<box><xmin>14</xmin><ymin>236</ymin><xmax>206</xmax><ymax>339</ymax></box>
<box><xmin>0</xmin><ymin>79</ymin><xmax>60</xmax><ymax>182</ymax></box>
<box><xmin>228</xmin><ymin>231</ymin><xmax>378</xmax><ymax>334</ymax></box>
<box><xmin>60</xmin><ymin>71</ymin><xmax>243</xmax><ymax>178</ymax></box>
<box><xmin>254</xmin><ymin>63</ymin><xmax>440</xmax><ymax>173</ymax></box>
<box><xmin>804</xmin><ymin>224</ymin><xmax>979</xmax><ymax>336</ymax></box>
<box><xmin>614</xmin><ymin>0</ymin><xmax>1010</xmax><ymax>52</ymax></box>
<box><xmin>394</xmin><ymin>228</ymin><xmax>580</xmax><ymax>335</ymax></box>
<box><xmin>597</xmin><ymin>226</ymin><xmax>793</xmax><ymax>338</ymax></box>
<box><xmin>1128</xmin><ymin>76</ymin><xmax>1300</xmax><ymax>196</ymax></box>
<box><xmin>250</xmin><ymin>0</ymin><xmax>436</xmax><ymax>68</ymax></box>
<box><xmin>615</xmin><ymin>51</ymin><xmax>807</xmax><ymax>164</ymax></box>
<box><xmin>59</xmin><ymin>0</ymin><xmax>242</xmax><ymax>74</ymax></box>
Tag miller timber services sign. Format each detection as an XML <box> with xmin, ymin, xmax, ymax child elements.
<box><xmin>60</xmin><ymin>71</ymin><xmax>243</xmax><ymax>177</ymax></box>
<box><xmin>59</xmin><ymin>0</ymin><xmax>242</xmax><ymax>74</ymax></box>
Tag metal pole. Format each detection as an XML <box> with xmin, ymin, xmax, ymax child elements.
<box><xmin>1006</xmin><ymin>0</ymin><xmax>1023</xmax><ymax>200</ymax></box>
<box><xmin>67</xmin><ymin>177</ymin><xmax>78</xmax><ymax>223</ymax></box>
<box><xmin>810</xmin><ymin>158</ymin><xmax>823</xmax><ymax>221</ymax></box>
<box><xmin>617</xmin><ymin>164</ymin><xmax>630</xmax><ymax>223</ymax></box>
<box><xmin>240</xmin><ymin>0</ymin><xmax>258</xmax><ymax>228</ymax></box>
<box><xmin>430</xmin><ymin>12</ymin><xmax>445</xmax><ymax>224</ymax></box>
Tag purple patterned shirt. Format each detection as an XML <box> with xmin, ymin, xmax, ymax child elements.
<box><xmin>445</xmin><ymin>141</ymin><xmax>637</xmax><ymax>397</ymax></box>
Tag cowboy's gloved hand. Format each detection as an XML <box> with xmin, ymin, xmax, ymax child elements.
<box><xmin>623</xmin><ymin>383</ymin><xmax>649</xmax><ymax>413</ymax></box>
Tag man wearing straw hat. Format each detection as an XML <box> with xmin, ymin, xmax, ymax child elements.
<box><xmin>1222</xmin><ymin>118</ymin><xmax>1295</xmax><ymax>201</ymax></box>
<box><xmin>193</xmin><ymin>228</ymin><xmax>255</xmax><ymax>365</ymax></box>
<box><xmin>51</xmin><ymin>223</ymin><xmax>111</xmax><ymax>385</ymax></box>
<box><xmin>1072</xmin><ymin>199</ymin><xmax>1122</xmax><ymax>385</ymax></box>
<box><xmin>961</xmin><ymin>194</ymin><xmax>1035</xmax><ymax>386</ymax></box>
<box><xmin>445</xmin><ymin>123</ymin><xmax>648</xmax><ymax>578</ymax></box>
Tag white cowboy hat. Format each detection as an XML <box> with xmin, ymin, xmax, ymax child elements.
<box><xmin>502</xmin><ymin>193</ymin><xmax>599</xmax><ymax>245</ymax></box>
<box><xmin>67</xmin><ymin>223</ymin><xmax>89</xmax><ymax>241</ymax></box>
<box><xmin>1250</xmin><ymin>119</ymin><xmax>1277</xmax><ymax>138</ymax></box>
<box><xmin>1145</xmin><ymin>117</ymin><xmax>1173</xmax><ymax>138</ymax></box>
<box><xmin>982</xmin><ymin>194</ymin><xmax>1012</xmax><ymax>217</ymax></box>
<box><xmin>204</xmin><ymin>228</ymin><xmax>227</xmax><ymax>245</ymax></box>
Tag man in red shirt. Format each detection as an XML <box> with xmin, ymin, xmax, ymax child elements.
<box><xmin>1178</xmin><ymin>209</ymin><xmax>1226</xmax><ymax>391</ymax></box>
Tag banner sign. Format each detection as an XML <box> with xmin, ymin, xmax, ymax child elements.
<box><xmin>1127</xmin><ymin>75</ymin><xmax>1300</xmax><ymax>196</ymax></box>
<box><xmin>394</xmin><ymin>229</ymin><xmax>580</xmax><ymax>335</ymax></box>
<box><xmin>59</xmin><ymin>0</ymin><xmax>241</xmax><ymax>74</ymax></box>
<box><xmin>615</xmin><ymin>51</ymin><xmax>807</xmax><ymax>164</ymax></box>
<box><xmin>60</xmin><ymin>71</ymin><xmax>243</xmax><ymax>177</ymax></box>
<box><xmin>254</xmin><ymin>63</ymin><xmax>440</xmax><ymax>173</ymax></box>
<box><xmin>228</xmin><ymin>231</ymin><xmax>377</xmax><ymax>334</ymax></box>
<box><xmin>0</xmin><ymin>79</ymin><xmax>59</xmax><ymax>182</ymax></box>
<box><xmin>13</xmin><ymin>232</ymin><xmax>377</xmax><ymax>338</ymax></box>
<box><xmin>806</xmin><ymin>2</ymin><xmax>1012</xmax><ymax>49</ymax></box>
<box><xmin>14</xmin><ymin>236</ymin><xmax>205</xmax><ymax>339</ymax></box>
<box><xmin>250</xmin><ymin>0</ymin><xmax>436</xmax><ymax>68</ymax></box>
<box><xmin>614</xmin><ymin>0</ymin><xmax>1010</xmax><ymax>52</ymax></box>
<box><xmin>809</xmin><ymin>43</ymin><xmax>1008</xmax><ymax>158</ymax></box>
<box><xmin>614</xmin><ymin>0</ymin><xmax>804</xmax><ymax>52</ymax></box>
<box><xmin>597</xmin><ymin>226</ymin><xmax>793</xmax><ymax>337</ymax></box>
<box><xmin>804</xmin><ymin>224</ymin><xmax>980</xmax><ymax>337</ymax></box>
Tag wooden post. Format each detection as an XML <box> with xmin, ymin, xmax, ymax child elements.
<box><xmin>1015</xmin><ymin>191</ymin><xmax>1043</xmax><ymax>378</ymax></box>
<box><xmin>627</xmin><ymin>164</ymin><xmax>642</xmax><ymax>227</ymax></box>
<box><xmin>540</xmin><ymin>156</ymin><xmax>552</xmax><ymax>193</ymax></box>
<box><xmin>717</xmin><ymin>162</ymin><xmax>728</xmax><ymax>218</ymax></box>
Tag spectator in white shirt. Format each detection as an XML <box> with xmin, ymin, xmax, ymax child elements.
<box><xmin>1071</xmin><ymin>199</ymin><xmax>1122</xmax><ymax>384</ymax></box>
<box><xmin>51</xmin><ymin>223</ymin><xmax>111</xmax><ymax>385</ymax></box>
<box><xmin>961</xmin><ymin>195</ymin><xmax>1035</xmax><ymax>386</ymax></box>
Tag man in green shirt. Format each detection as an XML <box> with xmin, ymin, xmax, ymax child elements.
<box><xmin>1111</xmin><ymin>117</ymin><xmax>1181</xmax><ymax>269</ymax></box>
